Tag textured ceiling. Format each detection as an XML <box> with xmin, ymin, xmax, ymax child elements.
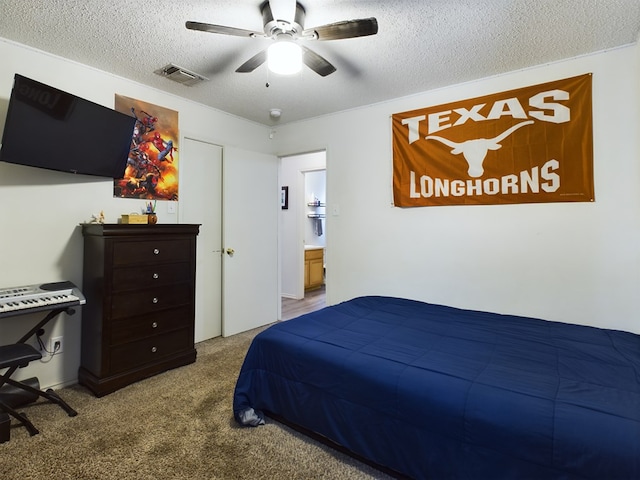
<box><xmin>1</xmin><ymin>0</ymin><xmax>639</xmax><ymax>126</ymax></box>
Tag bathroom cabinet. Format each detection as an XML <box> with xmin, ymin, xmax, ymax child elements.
<box><xmin>304</xmin><ymin>247</ymin><xmax>324</xmax><ymax>291</ymax></box>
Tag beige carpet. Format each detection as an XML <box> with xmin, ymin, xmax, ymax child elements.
<box><xmin>1</xmin><ymin>326</ymin><xmax>392</xmax><ymax>479</ymax></box>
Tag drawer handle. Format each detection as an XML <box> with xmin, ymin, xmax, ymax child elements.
<box><xmin>152</xmin><ymin>297</ymin><xmax>159</xmax><ymax>304</ymax></box>
<box><xmin>151</xmin><ymin>322</ymin><xmax>158</xmax><ymax>328</ymax></box>
<box><xmin>153</xmin><ymin>248</ymin><xmax>160</xmax><ymax>255</ymax></box>
<box><xmin>151</xmin><ymin>346</ymin><xmax>157</xmax><ymax>353</ymax></box>
<box><xmin>153</xmin><ymin>273</ymin><xmax>159</xmax><ymax>279</ymax></box>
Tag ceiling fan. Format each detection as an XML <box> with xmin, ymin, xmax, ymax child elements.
<box><xmin>186</xmin><ymin>0</ymin><xmax>378</xmax><ymax>77</ymax></box>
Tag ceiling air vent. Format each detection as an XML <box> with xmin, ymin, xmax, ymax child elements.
<box><xmin>154</xmin><ymin>64</ymin><xmax>208</xmax><ymax>86</ymax></box>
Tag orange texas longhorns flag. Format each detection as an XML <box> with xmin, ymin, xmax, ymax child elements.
<box><xmin>392</xmin><ymin>74</ymin><xmax>594</xmax><ymax>207</ymax></box>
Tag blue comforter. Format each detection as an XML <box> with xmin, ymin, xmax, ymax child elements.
<box><xmin>233</xmin><ymin>296</ymin><xmax>640</xmax><ymax>479</ymax></box>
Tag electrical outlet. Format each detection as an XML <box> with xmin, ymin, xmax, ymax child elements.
<box><xmin>49</xmin><ymin>336</ymin><xmax>63</xmax><ymax>355</ymax></box>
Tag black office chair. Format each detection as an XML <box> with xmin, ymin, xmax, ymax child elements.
<box><xmin>0</xmin><ymin>343</ymin><xmax>77</xmax><ymax>441</ymax></box>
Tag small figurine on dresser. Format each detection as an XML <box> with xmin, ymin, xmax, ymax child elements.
<box><xmin>89</xmin><ymin>210</ymin><xmax>105</xmax><ymax>224</ymax></box>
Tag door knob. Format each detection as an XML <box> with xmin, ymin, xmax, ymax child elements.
<box><xmin>226</xmin><ymin>248</ymin><xmax>235</xmax><ymax>256</ymax></box>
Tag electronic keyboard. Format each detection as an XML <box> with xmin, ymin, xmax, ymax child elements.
<box><xmin>0</xmin><ymin>281</ymin><xmax>86</xmax><ymax>318</ymax></box>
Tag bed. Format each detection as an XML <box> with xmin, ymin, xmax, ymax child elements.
<box><xmin>233</xmin><ymin>296</ymin><xmax>640</xmax><ymax>479</ymax></box>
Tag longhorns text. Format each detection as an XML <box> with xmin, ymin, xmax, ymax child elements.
<box><xmin>400</xmin><ymin>88</ymin><xmax>570</xmax><ymax>198</ymax></box>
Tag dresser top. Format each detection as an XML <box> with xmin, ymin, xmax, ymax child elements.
<box><xmin>82</xmin><ymin>223</ymin><xmax>200</xmax><ymax>237</ymax></box>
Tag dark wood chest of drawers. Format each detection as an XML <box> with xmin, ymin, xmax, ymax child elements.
<box><xmin>79</xmin><ymin>223</ymin><xmax>199</xmax><ymax>397</ymax></box>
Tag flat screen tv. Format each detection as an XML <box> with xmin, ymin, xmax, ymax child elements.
<box><xmin>0</xmin><ymin>74</ymin><xmax>136</xmax><ymax>178</ymax></box>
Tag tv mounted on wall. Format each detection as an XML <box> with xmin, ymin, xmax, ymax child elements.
<box><xmin>0</xmin><ymin>74</ymin><xmax>136</xmax><ymax>178</ymax></box>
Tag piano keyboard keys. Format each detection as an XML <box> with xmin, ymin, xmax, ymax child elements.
<box><xmin>0</xmin><ymin>282</ymin><xmax>85</xmax><ymax>318</ymax></box>
<box><xmin>0</xmin><ymin>294</ymin><xmax>80</xmax><ymax>313</ymax></box>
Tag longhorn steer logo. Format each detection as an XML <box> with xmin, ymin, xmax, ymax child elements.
<box><xmin>425</xmin><ymin>120</ymin><xmax>534</xmax><ymax>178</ymax></box>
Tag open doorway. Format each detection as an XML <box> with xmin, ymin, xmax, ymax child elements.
<box><xmin>279</xmin><ymin>151</ymin><xmax>326</xmax><ymax>318</ymax></box>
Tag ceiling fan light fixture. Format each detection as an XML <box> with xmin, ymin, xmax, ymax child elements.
<box><xmin>267</xmin><ymin>41</ymin><xmax>302</xmax><ymax>75</ymax></box>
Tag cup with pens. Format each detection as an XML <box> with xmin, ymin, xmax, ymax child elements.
<box><xmin>146</xmin><ymin>201</ymin><xmax>158</xmax><ymax>224</ymax></box>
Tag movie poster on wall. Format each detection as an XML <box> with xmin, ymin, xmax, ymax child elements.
<box><xmin>114</xmin><ymin>95</ymin><xmax>179</xmax><ymax>200</ymax></box>
<box><xmin>391</xmin><ymin>74</ymin><xmax>594</xmax><ymax>207</ymax></box>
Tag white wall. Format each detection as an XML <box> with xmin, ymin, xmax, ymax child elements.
<box><xmin>0</xmin><ymin>38</ymin><xmax>274</xmax><ymax>388</ymax></box>
<box><xmin>274</xmin><ymin>44</ymin><xmax>640</xmax><ymax>335</ymax></box>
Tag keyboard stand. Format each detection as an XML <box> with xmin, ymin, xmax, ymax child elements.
<box><xmin>0</xmin><ymin>306</ymin><xmax>79</xmax><ymax>442</ymax></box>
